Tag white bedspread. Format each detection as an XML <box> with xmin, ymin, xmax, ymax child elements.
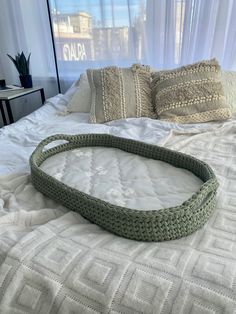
<box><xmin>0</xmin><ymin>94</ymin><xmax>236</xmax><ymax>313</ymax></box>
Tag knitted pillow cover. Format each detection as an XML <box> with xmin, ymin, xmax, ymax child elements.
<box><xmin>87</xmin><ymin>64</ymin><xmax>155</xmax><ymax>123</ymax></box>
<box><xmin>152</xmin><ymin>59</ymin><xmax>232</xmax><ymax>123</ymax></box>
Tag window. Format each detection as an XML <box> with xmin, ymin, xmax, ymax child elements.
<box><xmin>49</xmin><ymin>0</ymin><xmax>147</xmax><ymax>78</ymax></box>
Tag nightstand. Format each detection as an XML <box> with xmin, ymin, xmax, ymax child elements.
<box><xmin>0</xmin><ymin>87</ymin><xmax>45</xmax><ymax>125</ymax></box>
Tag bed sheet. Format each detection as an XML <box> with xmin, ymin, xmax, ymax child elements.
<box><xmin>0</xmin><ymin>93</ymin><xmax>222</xmax><ymax>175</ymax></box>
<box><xmin>0</xmin><ymin>94</ymin><xmax>236</xmax><ymax>313</ymax></box>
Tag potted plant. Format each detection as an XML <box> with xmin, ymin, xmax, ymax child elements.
<box><xmin>7</xmin><ymin>52</ymin><xmax>32</xmax><ymax>88</ymax></box>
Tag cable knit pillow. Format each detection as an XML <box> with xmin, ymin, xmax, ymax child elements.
<box><xmin>152</xmin><ymin>59</ymin><xmax>232</xmax><ymax>123</ymax></box>
<box><xmin>87</xmin><ymin>64</ymin><xmax>155</xmax><ymax>123</ymax></box>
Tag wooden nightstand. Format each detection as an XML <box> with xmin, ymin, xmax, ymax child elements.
<box><xmin>0</xmin><ymin>87</ymin><xmax>45</xmax><ymax>126</ymax></box>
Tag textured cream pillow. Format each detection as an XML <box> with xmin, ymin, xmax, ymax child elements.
<box><xmin>221</xmin><ymin>71</ymin><xmax>236</xmax><ymax>113</ymax></box>
<box><xmin>87</xmin><ymin>64</ymin><xmax>155</xmax><ymax>123</ymax></box>
<box><xmin>152</xmin><ymin>59</ymin><xmax>232</xmax><ymax>123</ymax></box>
<box><xmin>67</xmin><ymin>73</ymin><xmax>91</xmax><ymax>113</ymax></box>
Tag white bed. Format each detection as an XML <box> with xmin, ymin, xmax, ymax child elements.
<box><xmin>0</xmin><ymin>92</ymin><xmax>236</xmax><ymax>313</ymax></box>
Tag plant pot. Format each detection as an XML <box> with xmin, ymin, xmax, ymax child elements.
<box><xmin>19</xmin><ymin>75</ymin><xmax>33</xmax><ymax>88</ymax></box>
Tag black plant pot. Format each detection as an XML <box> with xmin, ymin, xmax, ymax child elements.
<box><xmin>19</xmin><ymin>75</ymin><xmax>33</xmax><ymax>88</ymax></box>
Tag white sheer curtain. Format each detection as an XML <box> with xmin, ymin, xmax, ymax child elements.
<box><xmin>146</xmin><ymin>0</ymin><xmax>236</xmax><ymax>70</ymax></box>
<box><xmin>50</xmin><ymin>0</ymin><xmax>236</xmax><ymax>92</ymax></box>
<box><xmin>0</xmin><ymin>0</ymin><xmax>236</xmax><ymax>95</ymax></box>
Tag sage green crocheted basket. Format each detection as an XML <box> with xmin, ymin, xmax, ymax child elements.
<box><xmin>30</xmin><ymin>134</ymin><xmax>219</xmax><ymax>242</ymax></box>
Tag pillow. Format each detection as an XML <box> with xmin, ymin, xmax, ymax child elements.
<box><xmin>151</xmin><ymin>59</ymin><xmax>232</xmax><ymax>123</ymax></box>
<box><xmin>221</xmin><ymin>71</ymin><xmax>236</xmax><ymax>114</ymax></box>
<box><xmin>63</xmin><ymin>78</ymin><xmax>80</xmax><ymax>100</ymax></box>
<box><xmin>87</xmin><ymin>64</ymin><xmax>155</xmax><ymax>123</ymax></box>
<box><xmin>66</xmin><ymin>73</ymin><xmax>91</xmax><ymax>113</ymax></box>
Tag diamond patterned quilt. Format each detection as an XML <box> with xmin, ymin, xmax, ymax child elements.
<box><xmin>0</xmin><ymin>112</ymin><xmax>236</xmax><ymax>313</ymax></box>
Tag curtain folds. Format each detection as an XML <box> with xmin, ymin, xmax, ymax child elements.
<box><xmin>50</xmin><ymin>0</ymin><xmax>236</xmax><ymax>90</ymax></box>
<box><xmin>146</xmin><ymin>0</ymin><xmax>236</xmax><ymax>69</ymax></box>
<box><xmin>0</xmin><ymin>0</ymin><xmax>235</xmax><ymax>94</ymax></box>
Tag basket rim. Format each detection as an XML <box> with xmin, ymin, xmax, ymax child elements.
<box><xmin>30</xmin><ymin>133</ymin><xmax>218</xmax><ymax>217</ymax></box>
<box><xmin>30</xmin><ymin>133</ymin><xmax>219</xmax><ymax>241</ymax></box>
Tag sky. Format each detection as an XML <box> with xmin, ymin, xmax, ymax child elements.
<box><xmin>49</xmin><ymin>0</ymin><xmax>145</xmax><ymax>27</ymax></box>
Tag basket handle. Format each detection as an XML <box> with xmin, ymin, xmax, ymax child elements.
<box><xmin>36</xmin><ymin>134</ymin><xmax>77</xmax><ymax>153</ymax></box>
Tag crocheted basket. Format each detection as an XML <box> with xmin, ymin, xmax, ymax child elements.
<box><xmin>30</xmin><ymin>134</ymin><xmax>219</xmax><ymax>242</ymax></box>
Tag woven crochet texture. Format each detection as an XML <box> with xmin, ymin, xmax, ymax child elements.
<box><xmin>152</xmin><ymin>59</ymin><xmax>232</xmax><ymax>123</ymax></box>
<box><xmin>87</xmin><ymin>64</ymin><xmax>155</xmax><ymax>123</ymax></box>
<box><xmin>30</xmin><ymin>134</ymin><xmax>219</xmax><ymax>242</ymax></box>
